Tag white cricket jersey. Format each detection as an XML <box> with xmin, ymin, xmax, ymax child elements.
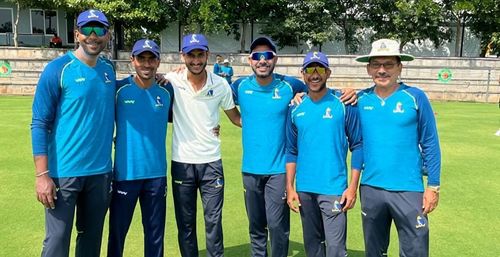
<box><xmin>166</xmin><ymin>70</ymin><xmax>235</xmax><ymax>164</ymax></box>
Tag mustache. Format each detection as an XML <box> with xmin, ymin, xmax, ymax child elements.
<box><xmin>256</xmin><ymin>63</ymin><xmax>270</xmax><ymax>68</ymax></box>
<box><xmin>376</xmin><ymin>72</ymin><xmax>390</xmax><ymax>78</ymax></box>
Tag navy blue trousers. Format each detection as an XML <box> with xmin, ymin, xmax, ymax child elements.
<box><xmin>360</xmin><ymin>185</ymin><xmax>429</xmax><ymax>257</ymax></box>
<box><xmin>172</xmin><ymin>160</ymin><xmax>225</xmax><ymax>257</ymax></box>
<box><xmin>107</xmin><ymin>177</ymin><xmax>167</xmax><ymax>257</ymax></box>
<box><xmin>41</xmin><ymin>173</ymin><xmax>112</xmax><ymax>257</ymax></box>
<box><xmin>298</xmin><ymin>192</ymin><xmax>347</xmax><ymax>257</ymax></box>
<box><xmin>242</xmin><ymin>173</ymin><xmax>290</xmax><ymax>257</ymax></box>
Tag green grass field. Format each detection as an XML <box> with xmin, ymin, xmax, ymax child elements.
<box><xmin>0</xmin><ymin>96</ymin><xmax>499</xmax><ymax>257</ymax></box>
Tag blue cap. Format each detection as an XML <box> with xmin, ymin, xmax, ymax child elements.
<box><xmin>77</xmin><ymin>9</ymin><xmax>109</xmax><ymax>27</ymax></box>
<box><xmin>250</xmin><ymin>36</ymin><xmax>277</xmax><ymax>53</ymax></box>
<box><xmin>302</xmin><ymin>51</ymin><xmax>329</xmax><ymax>68</ymax></box>
<box><xmin>182</xmin><ymin>34</ymin><xmax>209</xmax><ymax>53</ymax></box>
<box><xmin>132</xmin><ymin>39</ymin><xmax>160</xmax><ymax>58</ymax></box>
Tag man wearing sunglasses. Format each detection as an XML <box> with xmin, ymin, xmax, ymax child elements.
<box><xmin>231</xmin><ymin>37</ymin><xmax>356</xmax><ymax>257</ymax></box>
<box><xmin>31</xmin><ymin>9</ymin><xmax>114</xmax><ymax>257</ymax></box>
<box><xmin>355</xmin><ymin>39</ymin><xmax>441</xmax><ymax>257</ymax></box>
<box><xmin>285</xmin><ymin>51</ymin><xmax>363</xmax><ymax>257</ymax></box>
<box><xmin>231</xmin><ymin>37</ymin><xmax>357</xmax><ymax>257</ymax></box>
<box><xmin>229</xmin><ymin>36</ymin><xmax>305</xmax><ymax>257</ymax></box>
<box><xmin>164</xmin><ymin>33</ymin><xmax>241</xmax><ymax>257</ymax></box>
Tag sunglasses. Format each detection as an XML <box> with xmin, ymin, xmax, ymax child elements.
<box><xmin>250</xmin><ymin>51</ymin><xmax>275</xmax><ymax>61</ymax></box>
<box><xmin>79</xmin><ymin>26</ymin><xmax>108</xmax><ymax>37</ymax></box>
<box><xmin>303</xmin><ymin>66</ymin><xmax>327</xmax><ymax>74</ymax></box>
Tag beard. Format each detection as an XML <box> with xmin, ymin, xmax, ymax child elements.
<box><xmin>186</xmin><ymin>61</ymin><xmax>207</xmax><ymax>75</ymax></box>
<box><xmin>251</xmin><ymin>62</ymin><xmax>275</xmax><ymax>78</ymax></box>
<box><xmin>79</xmin><ymin>39</ymin><xmax>106</xmax><ymax>57</ymax></box>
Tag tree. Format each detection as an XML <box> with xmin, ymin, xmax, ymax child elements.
<box><xmin>365</xmin><ymin>0</ymin><xmax>452</xmax><ymax>51</ymax></box>
<box><xmin>328</xmin><ymin>0</ymin><xmax>366</xmax><ymax>54</ymax></box>
<box><xmin>219</xmin><ymin>0</ymin><xmax>283</xmax><ymax>52</ymax></box>
<box><xmin>443</xmin><ymin>0</ymin><xmax>474</xmax><ymax>56</ymax></box>
<box><xmin>52</xmin><ymin>0</ymin><xmax>177</xmax><ymax>56</ymax></box>
<box><xmin>182</xmin><ymin>0</ymin><xmax>228</xmax><ymax>34</ymax></box>
<box><xmin>488</xmin><ymin>33</ymin><xmax>500</xmax><ymax>57</ymax></box>
<box><xmin>261</xmin><ymin>0</ymin><xmax>335</xmax><ymax>51</ymax></box>
<box><xmin>467</xmin><ymin>0</ymin><xmax>500</xmax><ymax>57</ymax></box>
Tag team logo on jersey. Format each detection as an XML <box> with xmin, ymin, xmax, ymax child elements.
<box><xmin>75</xmin><ymin>77</ymin><xmax>86</xmax><ymax>83</ymax></box>
<box><xmin>104</xmin><ymin>72</ymin><xmax>112</xmax><ymax>83</ymax></box>
<box><xmin>174</xmin><ymin>180</ymin><xmax>183</xmax><ymax>184</ymax></box>
<box><xmin>206</xmin><ymin>89</ymin><xmax>214</xmax><ymax>97</ymax></box>
<box><xmin>272</xmin><ymin>88</ymin><xmax>281</xmax><ymax>99</ymax></box>
<box><xmin>393</xmin><ymin>102</ymin><xmax>404</xmax><ymax>113</ymax></box>
<box><xmin>155</xmin><ymin>96</ymin><xmax>163</xmax><ymax>107</ymax></box>
<box><xmin>189</xmin><ymin>34</ymin><xmax>200</xmax><ymax>43</ymax></box>
<box><xmin>87</xmin><ymin>10</ymin><xmax>99</xmax><ymax>19</ymax></box>
<box><xmin>244</xmin><ymin>90</ymin><xmax>253</xmax><ymax>94</ymax></box>
<box><xmin>363</xmin><ymin>106</ymin><xmax>374</xmax><ymax>111</ymax></box>
<box><xmin>332</xmin><ymin>200</ymin><xmax>342</xmax><ymax>212</ymax></box>
<box><xmin>215</xmin><ymin>178</ymin><xmax>224</xmax><ymax>188</ymax></box>
<box><xmin>142</xmin><ymin>40</ymin><xmax>153</xmax><ymax>49</ymax></box>
<box><xmin>415</xmin><ymin>215</ymin><xmax>427</xmax><ymax>228</ymax></box>
<box><xmin>124</xmin><ymin>99</ymin><xmax>135</xmax><ymax>104</ymax></box>
<box><xmin>323</xmin><ymin>107</ymin><xmax>333</xmax><ymax>119</ymax></box>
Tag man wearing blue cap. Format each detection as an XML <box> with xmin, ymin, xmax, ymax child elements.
<box><xmin>31</xmin><ymin>9</ymin><xmax>114</xmax><ymax>257</ymax></box>
<box><xmin>165</xmin><ymin>33</ymin><xmax>241</xmax><ymax>257</ymax></box>
<box><xmin>285</xmin><ymin>51</ymin><xmax>363</xmax><ymax>257</ymax></box>
<box><xmin>355</xmin><ymin>39</ymin><xmax>441</xmax><ymax>257</ymax></box>
<box><xmin>107</xmin><ymin>39</ymin><xmax>173</xmax><ymax>257</ymax></box>
<box><xmin>230</xmin><ymin>37</ymin><xmax>357</xmax><ymax>257</ymax></box>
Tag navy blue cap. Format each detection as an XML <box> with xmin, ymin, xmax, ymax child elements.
<box><xmin>77</xmin><ymin>9</ymin><xmax>109</xmax><ymax>27</ymax></box>
<box><xmin>132</xmin><ymin>39</ymin><xmax>160</xmax><ymax>58</ymax></box>
<box><xmin>182</xmin><ymin>34</ymin><xmax>209</xmax><ymax>53</ymax></box>
<box><xmin>302</xmin><ymin>51</ymin><xmax>329</xmax><ymax>68</ymax></box>
<box><xmin>250</xmin><ymin>36</ymin><xmax>277</xmax><ymax>53</ymax></box>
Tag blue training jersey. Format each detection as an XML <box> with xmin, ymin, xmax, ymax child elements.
<box><xmin>114</xmin><ymin>76</ymin><xmax>174</xmax><ymax>181</ymax></box>
<box><xmin>357</xmin><ymin>83</ymin><xmax>441</xmax><ymax>192</ymax></box>
<box><xmin>31</xmin><ymin>51</ymin><xmax>116</xmax><ymax>178</ymax></box>
<box><xmin>232</xmin><ymin>74</ymin><xmax>307</xmax><ymax>175</ymax></box>
<box><xmin>286</xmin><ymin>89</ymin><xmax>363</xmax><ymax>195</ymax></box>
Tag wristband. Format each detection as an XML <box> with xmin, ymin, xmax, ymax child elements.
<box><xmin>36</xmin><ymin>170</ymin><xmax>50</xmax><ymax>177</ymax></box>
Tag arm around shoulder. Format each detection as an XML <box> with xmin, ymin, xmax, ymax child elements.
<box><xmin>224</xmin><ymin>107</ymin><xmax>242</xmax><ymax>127</ymax></box>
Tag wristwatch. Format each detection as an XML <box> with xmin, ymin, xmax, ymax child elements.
<box><xmin>427</xmin><ymin>185</ymin><xmax>440</xmax><ymax>193</ymax></box>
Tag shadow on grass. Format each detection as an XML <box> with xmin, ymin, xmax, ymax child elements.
<box><xmin>200</xmin><ymin>240</ymin><xmax>365</xmax><ymax>257</ymax></box>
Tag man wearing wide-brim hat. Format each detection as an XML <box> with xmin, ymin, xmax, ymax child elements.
<box><xmin>355</xmin><ymin>38</ymin><xmax>442</xmax><ymax>257</ymax></box>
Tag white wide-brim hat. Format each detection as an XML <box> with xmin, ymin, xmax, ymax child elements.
<box><xmin>355</xmin><ymin>39</ymin><xmax>414</xmax><ymax>62</ymax></box>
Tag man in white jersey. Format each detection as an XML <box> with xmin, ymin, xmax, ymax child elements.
<box><xmin>165</xmin><ymin>33</ymin><xmax>241</xmax><ymax>257</ymax></box>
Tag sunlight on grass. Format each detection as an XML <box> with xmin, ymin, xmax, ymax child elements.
<box><xmin>0</xmin><ymin>96</ymin><xmax>499</xmax><ymax>256</ymax></box>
